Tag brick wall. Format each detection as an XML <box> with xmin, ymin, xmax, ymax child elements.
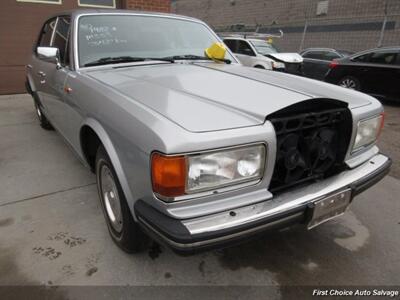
<box><xmin>173</xmin><ymin>0</ymin><xmax>400</xmax><ymax>52</ymax></box>
<box><xmin>125</xmin><ymin>0</ymin><xmax>171</xmax><ymax>12</ymax></box>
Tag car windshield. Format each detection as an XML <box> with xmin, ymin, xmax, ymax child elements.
<box><xmin>249</xmin><ymin>40</ymin><xmax>279</xmax><ymax>55</ymax></box>
<box><xmin>78</xmin><ymin>15</ymin><xmax>234</xmax><ymax>67</ymax></box>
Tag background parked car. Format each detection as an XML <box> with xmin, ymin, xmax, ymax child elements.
<box><xmin>223</xmin><ymin>37</ymin><xmax>303</xmax><ymax>75</ymax></box>
<box><xmin>300</xmin><ymin>48</ymin><xmax>353</xmax><ymax>80</ymax></box>
<box><xmin>325</xmin><ymin>47</ymin><xmax>400</xmax><ymax>102</ymax></box>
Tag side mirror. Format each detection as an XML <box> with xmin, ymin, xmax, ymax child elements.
<box><xmin>243</xmin><ymin>48</ymin><xmax>254</xmax><ymax>56</ymax></box>
<box><xmin>37</xmin><ymin>47</ymin><xmax>62</xmax><ymax>69</ymax></box>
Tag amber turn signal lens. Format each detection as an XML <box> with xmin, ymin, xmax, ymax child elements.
<box><xmin>151</xmin><ymin>153</ymin><xmax>186</xmax><ymax>198</ymax></box>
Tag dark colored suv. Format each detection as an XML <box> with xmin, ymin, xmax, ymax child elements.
<box><xmin>324</xmin><ymin>47</ymin><xmax>400</xmax><ymax>102</ymax></box>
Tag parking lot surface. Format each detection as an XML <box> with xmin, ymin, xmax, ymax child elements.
<box><xmin>1</xmin><ymin>94</ymin><xmax>399</xmax><ymax>299</ymax></box>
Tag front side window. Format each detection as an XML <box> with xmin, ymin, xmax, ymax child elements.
<box><xmin>368</xmin><ymin>50</ymin><xmax>397</xmax><ymax>65</ymax></box>
<box><xmin>52</xmin><ymin>16</ymin><xmax>71</xmax><ymax>66</ymax></box>
<box><xmin>250</xmin><ymin>40</ymin><xmax>279</xmax><ymax>55</ymax></box>
<box><xmin>236</xmin><ymin>41</ymin><xmax>255</xmax><ymax>56</ymax></box>
<box><xmin>78</xmin><ymin>15</ymin><xmax>234</xmax><ymax>67</ymax></box>
<box><xmin>38</xmin><ymin>18</ymin><xmax>57</xmax><ymax>48</ymax></box>
<box><xmin>224</xmin><ymin>39</ymin><xmax>238</xmax><ymax>53</ymax></box>
<box><xmin>352</xmin><ymin>53</ymin><xmax>371</xmax><ymax>63</ymax></box>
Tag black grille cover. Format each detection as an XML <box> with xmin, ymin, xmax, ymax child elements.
<box><xmin>268</xmin><ymin>100</ymin><xmax>352</xmax><ymax>193</ymax></box>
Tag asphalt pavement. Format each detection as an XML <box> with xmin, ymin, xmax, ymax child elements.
<box><xmin>0</xmin><ymin>94</ymin><xmax>399</xmax><ymax>300</ymax></box>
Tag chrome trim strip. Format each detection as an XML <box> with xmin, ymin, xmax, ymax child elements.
<box><xmin>138</xmin><ymin>212</ymin><xmax>303</xmax><ymax>249</ymax></box>
<box><xmin>183</xmin><ymin>153</ymin><xmax>388</xmax><ymax>235</ymax></box>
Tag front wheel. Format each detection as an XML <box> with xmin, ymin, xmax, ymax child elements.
<box><xmin>95</xmin><ymin>146</ymin><xmax>148</xmax><ymax>253</ymax></box>
<box><xmin>338</xmin><ymin>76</ymin><xmax>361</xmax><ymax>91</ymax></box>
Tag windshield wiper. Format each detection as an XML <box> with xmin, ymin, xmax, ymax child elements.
<box><xmin>83</xmin><ymin>56</ymin><xmax>174</xmax><ymax>67</ymax></box>
<box><xmin>163</xmin><ymin>54</ymin><xmax>231</xmax><ymax>64</ymax></box>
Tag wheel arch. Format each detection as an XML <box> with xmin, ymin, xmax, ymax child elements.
<box><xmin>252</xmin><ymin>60</ymin><xmax>272</xmax><ymax>70</ymax></box>
<box><xmin>26</xmin><ymin>73</ymin><xmax>36</xmax><ymax>93</ymax></box>
<box><xmin>80</xmin><ymin>118</ymin><xmax>135</xmax><ymax>217</ymax></box>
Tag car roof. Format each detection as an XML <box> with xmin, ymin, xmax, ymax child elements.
<box><xmin>301</xmin><ymin>48</ymin><xmax>338</xmax><ymax>53</ymax></box>
<box><xmin>350</xmin><ymin>46</ymin><xmax>400</xmax><ymax>58</ymax></box>
<box><xmin>47</xmin><ymin>9</ymin><xmax>201</xmax><ymax>23</ymax></box>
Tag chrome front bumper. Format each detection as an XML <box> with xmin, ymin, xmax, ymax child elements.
<box><xmin>135</xmin><ymin>154</ymin><xmax>391</xmax><ymax>253</ymax></box>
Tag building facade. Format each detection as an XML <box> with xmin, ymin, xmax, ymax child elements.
<box><xmin>173</xmin><ymin>0</ymin><xmax>400</xmax><ymax>53</ymax></box>
<box><xmin>0</xmin><ymin>0</ymin><xmax>171</xmax><ymax>94</ymax></box>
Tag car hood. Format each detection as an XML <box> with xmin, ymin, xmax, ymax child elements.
<box><xmin>265</xmin><ymin>53</ymin><xmax>303</xmax><ymax>63</ymax></box>
<box><xmin>86</xmin><ymin>62</ymin><xmax>372</xmax><ymax>133</ymax></box>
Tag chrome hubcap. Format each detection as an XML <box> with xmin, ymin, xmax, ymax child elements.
<box><xmin>339</xmin><ymin>78</ymin><xmax>357</xmax><ymax>90</ymax></box>
<box><xmin>100</xmin><ymin>165</ymin><xmax>123</xmax><ymax>233</ymax></box>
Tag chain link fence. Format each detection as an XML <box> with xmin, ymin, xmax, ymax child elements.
<box><xmin>173</xmin><ymin>0</ymin><xmax>400</xmax><ymax>52</ymax></box>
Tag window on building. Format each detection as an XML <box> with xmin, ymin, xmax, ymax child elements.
<box><xmin>78</xmin><ymin>0</ymin><xmax>115</xmax><ymax>8</ymax></box>
<box><xmin>38</xmin><ymin>18</ymin><xmax>57</xmax><ymax>48</ymax></box>
<box><xmin>17</xmin><ymin>0</ymin><xmax>61</xmax><ymax>4</ymax></box>
<box><xmin>52</xmin><ymin>16</ymin><xmax>71</xmax><ymax>66</ymax></box>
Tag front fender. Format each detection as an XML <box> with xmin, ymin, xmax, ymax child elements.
<box><xmin>252</xmin><ymin>60</ymin><xmax>272</xmax><ymax>70</ymax></box>
<box><xmin>82</xmin><ymin>118</ymin><xmax>137</xmax><ymax>220</ymax></box>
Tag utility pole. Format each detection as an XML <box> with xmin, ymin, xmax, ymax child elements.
<box><xmin>299</xmin><ymin>0</ymin><xmax>309</xmax><ymax>51</ymax></box>
<box><xmin>378</xmin><ymin>0</ymin><xmax>389</xmax><ymax>47</ymax></box>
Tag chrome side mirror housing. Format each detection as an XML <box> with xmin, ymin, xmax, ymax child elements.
<box><xmin>37</xmin><ymin>47</ymin><xmax>62</xmax><ymax>69</ymax></box>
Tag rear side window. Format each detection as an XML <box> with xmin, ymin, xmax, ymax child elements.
<box><xmin>52</xmin><ymin>16</ymin><xmax>71</xmax><ymax>66</ymax></box>
<box><xmin>324</xmin><ymin>51</ymin><xmax>341</xmax><ymax>60</ymax></box>
<box><xmin>38</xmin><ymin>18</ymin><xmax>57</xmax><ymax>47</ymax></box>
<box><xmin>368</xmin><ymin>50</ymin><xmax>397</xmax><ymax>65</ymax></box>
<box><xmin>302</xmin><ymin>51</ymin><xmax>325</xmax><ymax>60</ymax></box>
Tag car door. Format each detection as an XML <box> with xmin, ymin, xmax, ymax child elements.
<box><xmin>227</xmin><ymin>40</ymin><xmax>257</xmax><ymax>67</ymax></box>
<box><xmin>359</xmin><ymin>49</ymin><xmax>399</xmax><ymax>99</ymax></box>
<box><xmin>46</xmin><ymin>16</ymin><xmax>72</xmax><ymax>137</ymax></box>
<box><xmin>29</xmin><ymin>18</ymin><xmax>58</xmax><ymax>119</ymax></box>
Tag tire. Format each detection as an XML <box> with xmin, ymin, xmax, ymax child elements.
<box><xmin>338</xmin><ymin>76</ymin><xmax>361</xmax><ymax>91</ymax></box>
<box><xmin>95</xmin><ymin>145</ymin><xmax>147</xmax><ymax>253</ymax></box>
<box><xmin>254</xmin><ymin>65</ymin><xmax>265</xmax><ymax>69</ymax></box>
<box><xmin>32</xmin><ymin>93</ymin><xmax>53</xmax><ymax>130</ymax></box>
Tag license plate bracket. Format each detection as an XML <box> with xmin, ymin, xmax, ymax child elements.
<box><xmin>308</xmin><ymin>189</ymin><xmax>352</xmax><ymax>229</ymax></box>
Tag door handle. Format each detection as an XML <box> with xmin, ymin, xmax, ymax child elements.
<box><xmin>37</xmin><ymin>71</ymin><xmax>46</xmax><ymax>77</ymax></box>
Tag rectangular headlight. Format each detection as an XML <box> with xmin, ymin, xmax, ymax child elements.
<box><xmin>352</xmin><ymin>114</ymin><xmax>384</xmax><ymax>152</ymax></box>
<box><xmin>151</xmin><ymin>144</ymin><xmax>266</xmax><ymax>200</ymax></box>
